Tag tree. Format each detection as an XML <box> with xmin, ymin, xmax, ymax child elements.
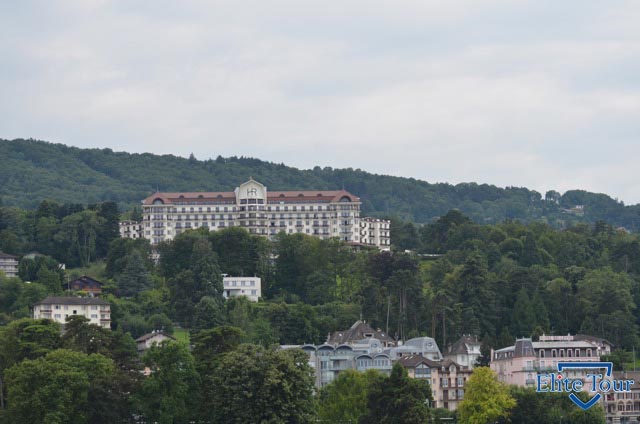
<box><xmin>457</xmin><ymin>367</ymin><xmax>515</xmax><ymax>424</ymax></box>
<box><xmin>359</xmin><ymin>363</ymin><xmax>432</xmax><ymax>424</ymax></box>
<box><xmin>210</xmin><ymin>344</ymin><xmax>315</xmax><ymax>423</ymax></box>
<box><xmin>318</xmin><ymin>369</ymin><xmax>384</xmax><ymax>423</ymax></box>
<box><xmin>117</xmin><ymin>250</ymin><xmax>153</xmax><ymax>297</ymax></box>
<box><xmin>4</xmin><ymin>349</ymin><xmax>120</xmax><ymax>424</ymax></box>
<box><xmin>135</xmin><ymin>341</ymin><xmax>199</xmax><ymax>424</ymax></box>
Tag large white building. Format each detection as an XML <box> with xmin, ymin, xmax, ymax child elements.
<box><xmin>32</xmin><ymin>296</ymin><xmax>111</xmax><ymax>328</ymax></box>
<box><xmin>223</xmin><ymin>276</ymin><xmax>261</xmax><ymax>302</ymax></box>
<box><xmin>135</xmin><ymin>178</ymin><xmax>390</xmax><ymax>249</ymax></box>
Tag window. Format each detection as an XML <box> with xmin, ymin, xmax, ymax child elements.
<box><xmin>91</xmin><ymin>314</ymin><xmax>98</xmax><ymax>319</ymax></box>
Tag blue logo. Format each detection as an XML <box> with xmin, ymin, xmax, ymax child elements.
<box><xmin>536</xmin><ymin>362</ymin><xmax>634</xmax><ymax>410</ymax></box>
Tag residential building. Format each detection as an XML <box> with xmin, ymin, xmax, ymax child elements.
<box><xmin>223</xmin><ymin>276</ymin><xmax>261</xmax><ymax>302</ymax></box>
<box><xmin>359</xmin><ymin>217</ymin><xmax>391</xmax><ymax>250</ymax></box>
<box><xmin>32</xmin><ymin>296</ymin><xmax>111</xmax><ymax>328</ymax></box>
<box><xmin>136</xmin><ymin>178</ymin><xmax>390</xmax><ymax>250</ymax></box>
<box><xmin>0</xmin><ymin>252</ymin><xmax>19</xmax><ymax>278</ymax></box>
<box><xmin>119</xmin><ymin>220</ymin><xmax>143</xmax><ymax>239</ymax></box>
<box><xmin>398</xmin><ymin>355</ymin><xmax>472</xmax><ymax>411</ymax></box>
<box><xmin>603</xmin><ymin>371</ymin><xmax>640</xmax><ymax>423</ymax></box>
<box><xmin>445</xmin><ymin>334</ymin><xmax>482</xmax><ymax>369</ymax></box>
<box><xmin>68</xmin><ymin>275</ymin><xmax>104</xmax><ymax>295</ymax></box>
<box><xmin>300</xmin><ymin>339</ymin><xmax>393</xmax><ymax>388</ymax></box>
<box><xmin>135</xmin><ymin>331</ymin><xmax>176</xmax><ymax>352</ymax></box>
<box><xmin>490</xmin><ymin>335</ymin><xmax>612</xmax><ymax>388</ymax></box>
<box><xmin>327</xmin><ymin>320</ymin><xmax>396</xmax><ymax>347</ymax></box>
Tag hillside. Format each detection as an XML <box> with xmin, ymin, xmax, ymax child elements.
<box><xmin>2</xmin><ymin>138</ymin><xmax>640</xmax><ymax>230</ymax></box>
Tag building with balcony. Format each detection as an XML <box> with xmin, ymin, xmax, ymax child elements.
<box><xmin>0</xmin><ymin>252</ymin><xmax>19</xmax><ymax>278</ymax></box>
<box><xmin>32</xmin><ymin>296</ymin><xmax>111</xmax><ymax>328</ymax></box>
<box><xmin>223</xmin><ymin>276</ymin><xmax>261</xmax><ymax>302</ymax></box>
<box><xmin>490</xmin><ymin>334</ymin><xmax>612</xmax><ymax>388</ymax></box>
<box><xmin>398</xmin><ymin>355</ymin><xmax>472</xmax><ymax>411</ymax></box>
<box><xmin>133</xmin><ymin>178</ymin><xmax>390</xmax><ymax>250</ymax></box>
<box><xmin>603</xmin><ymin>371</ymin><xmax>640</xmax><ymax>423</ymax></box>
<box><xmin>119</xmin><ymin>220</ymin><xmax>143</xmax><ymax>239</ymax></box>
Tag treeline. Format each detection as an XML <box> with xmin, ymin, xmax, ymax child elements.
<box><xmin>3</xmin><ymin>205</ymin><xmax>640</xmax><ymax>351</ymax></box>
<box><xmin>3</xmin><ymin>138</ymin><xmax>640</xmax><ymax>230</ymax></box>
<box><xmin>0</xmin><ymin>199</ymin><xmax>120</xmax><ymax>267</ymax></box>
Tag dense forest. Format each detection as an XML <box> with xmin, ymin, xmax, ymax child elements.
<box><xmin>0</xmin><ymin>197</ymin><xmax>629</xmax><ymax>422</ymax></box>
<box><xmin>3</xmin><ymin>138</ymin><xmax>640</xmax><ymax>230</ymax></box>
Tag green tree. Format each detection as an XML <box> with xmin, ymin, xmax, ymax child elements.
<box><xmin>211</xmin><ymin>344</ymin><xmax>315</xmax><ymax>423</ymax></box>
<box><xmin>318</xmin><ymin>369</ymin><xmax>384</xmax><ymax>424</ymax></box>
<box><xmin>359</xmin><ymin>363</ymin><xmax>432</xmax><ymax>424</ymax></box>
<box><xmin>4</xmin><ymin>349</ymin><xmax>121</xmax><ymax>424</ymax></box>
<box><xmin>117</xmin><ymin>250</ymin><xmax>153</xmax><ymax>297</ymax></box>
<box><xmin>457</xmin><ymin>367</ymin><xmax>515</xmax><ymax>424</ymax></box>
<box><xmin>135</xmin><ymin>341</ymin><xmax>199</xmax><ymax>424</ymax></box>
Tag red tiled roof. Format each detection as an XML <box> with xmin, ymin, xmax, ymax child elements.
<box><xmin>143</xmin><ymin>189</ymin><xmax>360</xmax><ymax>205</ymax></box>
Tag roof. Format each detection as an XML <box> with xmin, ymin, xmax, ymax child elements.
<box><xmin>33</xmin><ymin>296</ymin><xmax>110</xmax><ymax>306</ymax></box>
<box><xmin>447</xmin><ymin>334</ymin><xmax>480</xmax><ymax>355</ymax></box>
<box><xmin>532</xmin><ymin>341</ymin><xmax>596</xmax><ymax>349</ymax></box>
<box><xmin>69</xmin><ymin>276</ymin><xmax>104</xmax><ymax>286</ymax></box>
<box><xmin>0</xmin><ymin>252</ymin><xmax>18</xmax><ymax>259</ymax></box>
<box><xmin>142</xmin><ymin>181</ymin><xmax>361</xmax><ymax>205</ymax></box>
<box><xmin>398</xmin><ymin>354</ymin><xmax>441</xmax><ymax>368</ymax></box>
<box><xmin>136</xmin><ymin>332</ymin><xmax>176</xmax><ymax>342</ymax></box>
<box><xmin>327</xmin><ymin>320</ymin><xmax>395</xmax><ymax>345</ymax></box>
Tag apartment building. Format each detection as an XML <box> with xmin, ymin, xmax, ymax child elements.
<box><xmin>490</xmin><ymin>334</ymin><xmax>612</xmax><ymax>387</ymax></box>
<box><xmin>32</xmin><ymin>296</ymin><xmax>111</xmax><ymax>328</ymax></box>
<box><xmin>134</xmin><ymin>178</ymin><xmax>390</xmax><ymax>250</ymax></box>
<box><xmin>0</xmin><ymin>252</ymin><xmax>19</xmax><ymax>278</ymax></box>
<box><xmin>119</xmin><ymin>220</ymin><xmax>143</xmax><ymax>239</ymax></box>
<box><xmin>223</xmin><ymin>276</ymin><xmax>261</xmax><ymax>302</ymax></box>
<box><xmin>399</xmin><ymin>355</ymin><xmax>472</xmax><ymax>411</ymax></box>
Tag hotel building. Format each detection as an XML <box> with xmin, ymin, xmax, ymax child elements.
<box><xmin>136</xmin><ymin>178</ymin><xmax>390</xmax><ymax>250</ymax></box>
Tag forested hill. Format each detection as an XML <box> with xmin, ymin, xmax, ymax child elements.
<box><xmin>2</xmin><ymin>138</ymin><xmax>640</xmax><ymax>230</ymax></box>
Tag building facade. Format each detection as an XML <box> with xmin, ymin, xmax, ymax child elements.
<box><xmin>0</xmin><ymin>252</ymin><xmax>19</xmax><ymax>278</ymax></box>
<box><xmin>490</xmin><ymin>335</ymin><xmax>612</xmax><ymax>388</ymax></box>
<box><xmin>399</xmin><ymin>355</ymin><xmax>472</xmax><ymax>411</ymax></box>
<box><xmin>32</xmin><ymin>296</ymin><xmax>111</xmax><ymax>328</ymax></box>
<box><xmin>68</xmin><ymin>275</ymin><xmax>104</xmax><ymax>295</ymax></box>
<box><xmin>119</xmin><ymin>221</ymin><xmax>143</xmax><ymax>239</ymax></box>
<box><xmin>604</xmin><ymin>371</ymin><xmax>640</xmax><ymax>423</ymax></box>
<box><xmin>134</xmin><ymin>179</ymin><xmax>390</xmax><ymax>250</ymax></box>
<box><xmin>222</xmin><ymin>276</ymin><xmax>261</xmax><ymax>302</ymax></box>
<box><xmin>445</xmin><ymin>334</ymin><xmax>482</xmax><ymax>369</ymax></box>
<box><xmin>136</xmin><ymin>331</ymin><xmax>176</xmax><ymax>352</ymax></box>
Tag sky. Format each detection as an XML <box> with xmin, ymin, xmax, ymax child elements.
<box><xmin>2</xmin><ymin>1</ymin><xmax>640</xmax><ymax>203</ymax></box>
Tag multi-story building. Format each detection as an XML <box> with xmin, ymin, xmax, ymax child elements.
<box><xmin>603</xmin><ymin>371</ymin><xmax>640</xmax><ymax>423</ymax></box>
<box><xmin>399</xmin><ymin>355</ymin><xmax>472</xmax><ymax>411</ymax></box>
<box><xmin>490</xmin><ymin>334</ymin><xmax>612</xmax><ymax>388</ymax></box>
<box><xmin>223</xmin><ymin>276</ymin><xmax>261</xmax><ymax>302</ymax></box>
<box><xmin>119</xmin><ymin>221</ymin><xmax>143</xmax><ymax>239</ymax></box>
<box><xmin>445</xmin><ymin>334</ymin><xmax>482</xmax><ymax>369</ymax></box>
<box><xmin>135</xmin><ymin>178</ymin><xmax>390</xmax><ymax>250</ymax></box>
<box><xmin>0</xmin><ymin>252</ymin><xmax>19</xmax><ymax>278</ymax></box>
<box><xmin>32</xmin><ymin>296</ymin><xmax>111</xmax><ymax>328</ymax></box>
<box><xmin>300</xmin><ymin>339</ymin><xmax>393</xmax><ymax>388</ymax></box>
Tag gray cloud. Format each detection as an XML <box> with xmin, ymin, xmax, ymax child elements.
<box><xmin>2</xmin><ymin>1</ymin><xmax>639</xmax><ymax>203</ymax></box>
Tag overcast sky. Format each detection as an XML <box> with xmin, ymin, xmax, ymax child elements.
<box><xmin>2</xmin><ymin>1</ymin><xmax>640</xmax><ymax>203</ymax></box>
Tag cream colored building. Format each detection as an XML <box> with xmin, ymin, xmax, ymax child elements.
<box><xmin>32</xmin><ymin>296</ymin><xmax>111</xmax><ymax>328</ymax></box>
<box><xmin>0</xmin><ymin>252</ymin><xmax>19</xmax><ymax>278</ymax></box>
<box><xmin>136</xmin><ymin>178</ymin><xmax>390</xmax><ymax>250</ymax></box>
<box><xmin>223</xmin><ymin>276</ymin><xmax>261</xmax><ymax>302</ymax></box>
<box><xmin>119</xmin><ymin>220</ymin><xmax>143</xmax><ymax>239</ymax></box>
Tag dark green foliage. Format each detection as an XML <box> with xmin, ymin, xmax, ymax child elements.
<box><xmin>209</xmin><ymin>344</ymin><xmax>315</xmax><ymax>424</ymax></box>
<box><xmin>135</xmin><ymin>341</ymin><xmax>199</xmax><ymax>424</ymax></box>
<box><xmin>510</xmin><ymin>387</ymin><xmax>605</xmax><ymax>424</ymax></box>
<box><xmin>117</xmin><ymin>250</ymin><xmax>153</xmax><ymax>297</ymax></box>
<box><xmin>4</xmin><ymin>138</ymin><xmax>640</xmax><ymax>232</ymax></box>
<box><xmin>359</xmin><ymin>363</ymin><xmax>433</xmax><ymax>424</ymax></box>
